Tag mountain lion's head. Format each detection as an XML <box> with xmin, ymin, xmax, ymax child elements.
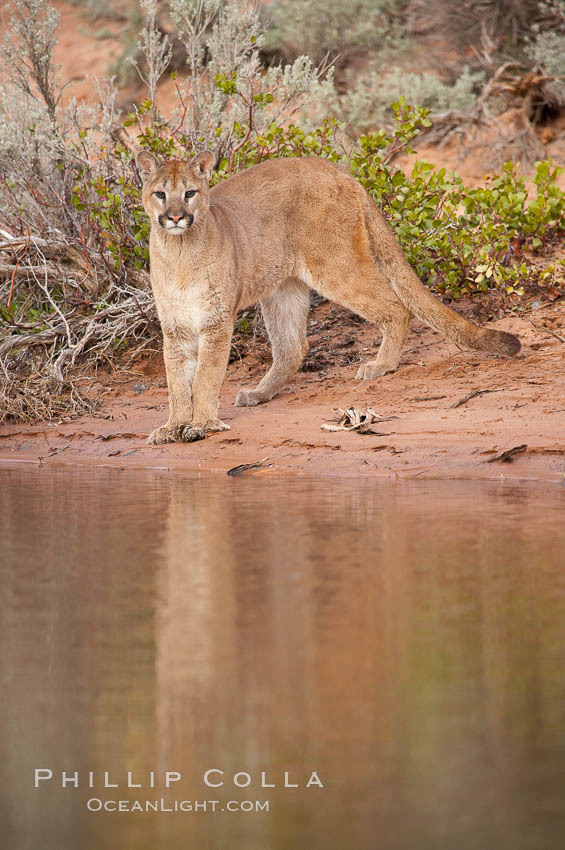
<box><xmin>137</xmin><ymin>150</ymin><xmax>215</xmax><ymax>236</ymax></box>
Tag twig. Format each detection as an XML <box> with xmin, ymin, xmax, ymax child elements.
<box><xmin>33</xmin><ymin>249</ymin><xmax>73</xmax><ymax>350</ymax></box>
<box><xmin>487</xmin><ymin>444</ymin><xmax>527</xmax><ymax>463</ymax></box>
<box><xmin>6</xmin><ymin>227</ymin><xmax>30</xmax><ymax>308</ymax></box>
<box><xmin>227</xmin><ymin>458</ymin><xmax>271</xmax><ymax>476</ymax></box>
<box><xmin>450</xmin><ymin>387</ymin><xmax>509</xmax><ymax>408</ymax></box>
<box><xmin>530</xmin><ymin>321</ymin><xmax>565</xmax><ymax>344</ymax></box>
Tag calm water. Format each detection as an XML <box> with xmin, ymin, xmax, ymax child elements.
<box><xmin>1</xmin><ymin>467</ymin><xmax>565</xmax><ymax>850</ymax></box>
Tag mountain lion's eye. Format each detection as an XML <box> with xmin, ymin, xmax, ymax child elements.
<box><xmin>185</xmin><ymin>190</ymin><xmax>196</xmax><ymax>200</ymax></box>
<box><xmin>155</xmin><ymin>191</ymin><xmax>166</xmax><ymax>200</ymax></box>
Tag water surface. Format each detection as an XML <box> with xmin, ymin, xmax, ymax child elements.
<box><xmin>1</xmin><ymin>467</ymin><xmax>565</xmax><ymax>850</ymax></box>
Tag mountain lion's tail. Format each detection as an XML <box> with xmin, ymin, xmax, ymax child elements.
<box><xmin>366</xmin><ymin>205</ymin><xmax>521</xmax><ymax>357</ymax></box>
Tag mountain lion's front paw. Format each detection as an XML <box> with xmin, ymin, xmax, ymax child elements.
<box><xmin>181</xmin><ymin>426</ymin><xmax>206</xmax><ymax>442</ymax></box>
<box><xmin>204</xmin><ymin>418</ymin><xmax>231</xmax><ymax>433</ymax></box>
<box><xmin>147</xmin><ymin>424</ymin><xmax>184</xmax><ymax>445</ymax></box>
<box><xmin>181</xmin><ymin>419</ymin><xmax>230</xmax><ymax>442</ymax></box>
<box><xmin>356</xmin><ymin>361</ymin><xmax>397</xmax><ymax>381</ymax></box>
<box><xmin>235</xmin><ymin>387</ymin><xmax>268</xmax><ymax>407</ymax></box>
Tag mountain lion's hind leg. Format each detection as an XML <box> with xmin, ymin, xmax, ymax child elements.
<box><xmin>316</xmin><ymin>265</ymin><xmax>411</xmax><ymax>381</ymax></box>
<box><xmin>356</xmin><ymin>297</ymin><xmax>411</xmax><ymax>380</ymax></box>
<box><xmin>235</xmin><ymin>279</ymin><xmax>309</xmax><ymax>407</ymax></box>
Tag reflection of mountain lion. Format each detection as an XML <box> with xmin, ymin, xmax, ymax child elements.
<box><xmin>137</xmin><ymin>151</ymin><xmax>520</xmax><ymax>445</ymax></box>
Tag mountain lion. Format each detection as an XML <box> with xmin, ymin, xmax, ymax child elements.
<box><xmin>137</xmin><ymin>151</ymin><xmax>520</xmax><ymax>444</ymax></box>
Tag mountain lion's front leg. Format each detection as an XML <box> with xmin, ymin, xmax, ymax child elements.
<box><xmin>181</xmin><ymin>324</ymin><xmax>233</xmax><ymax>442</ymax></box>
<box><xmin>147</xmin><ymin>331</ymin><xmax>197</xmax><ymax>445</ymax></box>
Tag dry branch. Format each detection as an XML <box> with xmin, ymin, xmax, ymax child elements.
<box><xmin>0</xmin><ymin>230</ymin><xmax>158</xmax><ymax>423</ymax></box>
<box><xmin>450</xmin><ymin>387</ymin><xmax>510</xmax><ymax>408</ymax></box>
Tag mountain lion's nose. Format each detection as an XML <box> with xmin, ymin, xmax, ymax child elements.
<box><xmin>168</xmin><ymin>213</ymin><xmax>184</xmax><ymax>223</ymax></box>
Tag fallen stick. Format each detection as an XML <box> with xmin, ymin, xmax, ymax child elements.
<box><xmin>530</xmin><ymin>321</ymin><xmax>565</xmax><ymax>344</ymax></box>
<box><xmin>487</xmin><ymin>444</ymin><xmax>527</xmax><ymax>463</ymax></box>
<box><xmin>95</xmin><ymin>432</ymin><xmax>145</xmax><ymax>441</ymax></box>
<box><xmin>227</xmin><ymin>458</ymin><xmax>271</xmax><ymax>476</ymax></box>
<box><xmin>0</xmin><ymin>263</ymin><xmax>56</xmax><ymax>274</ymax></box>
<box><xmin>451</xmin><ymin>387</ymin><xmax>508</xmax><ymax>409</ymax></box>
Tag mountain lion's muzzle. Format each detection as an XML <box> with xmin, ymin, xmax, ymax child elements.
<box><xmin>159</xmin><ymin>212</ymin><xmax>195</xmax><ymax>233</ymax></box>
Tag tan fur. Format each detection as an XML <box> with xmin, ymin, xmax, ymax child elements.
<box><xmin>137</xmin><ymin>151</ymin><xmax>521</xmax><ymax>444</ymax></box>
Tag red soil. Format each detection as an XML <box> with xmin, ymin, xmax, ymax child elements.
<box><xmin>1</xmin><ymin>297</ymin><xmax>564</xmax><ymax>481</ymax></box>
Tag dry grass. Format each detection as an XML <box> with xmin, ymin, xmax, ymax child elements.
<box><xmin>0</xmin><ymin>230</ymin><xmax>160</xmax><ymax>423</ymax></box>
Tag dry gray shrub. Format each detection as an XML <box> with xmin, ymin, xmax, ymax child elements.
<box><xmin>338</xmin><ymin>66</ymin><xmax>485</xmax><ymax>135</ymax></box>
<box><xmin>130</xmin><ymin>0</ymin><xmax>173</xmax><ymax>119</ymax></box>
<box><xmin>168</xmin><ymin>0</ymin><xmax>334</xmax><ymax>156</ymax></box>
<box><xmin>263</xmin><ymin>0</ymin><xmax>405</xmax><ymax>68</ymax></box>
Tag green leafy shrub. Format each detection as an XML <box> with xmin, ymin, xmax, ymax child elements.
<box><xmin>345</xmin><ymin>104</ymin><xmax>564</xmax><ymax>296</ymax></box>
<box><xmin>371</xmin><ymin>156</ymin><xmax>564</xmax><ymax>297</ymax></box>
<box><xmin>201</xmin><ymin>98</ymin><xmax>564</xmax><ymax>298</ymax></box>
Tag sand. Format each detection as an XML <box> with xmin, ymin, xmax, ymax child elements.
<box><xmin>2</xmin><ymin>297</ymin><xmax>564</xmax><ymax>481</ymax></box>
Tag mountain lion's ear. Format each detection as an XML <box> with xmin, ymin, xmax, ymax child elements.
<box><xmin>136</xmin><ymin>151</ymin><xmax>160</xmax><ymax>176</ymax></box>
<box><xmin>192</xmin><ymin>150</ymin><xmax>215</xmax><ymax>181</ymax></box>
